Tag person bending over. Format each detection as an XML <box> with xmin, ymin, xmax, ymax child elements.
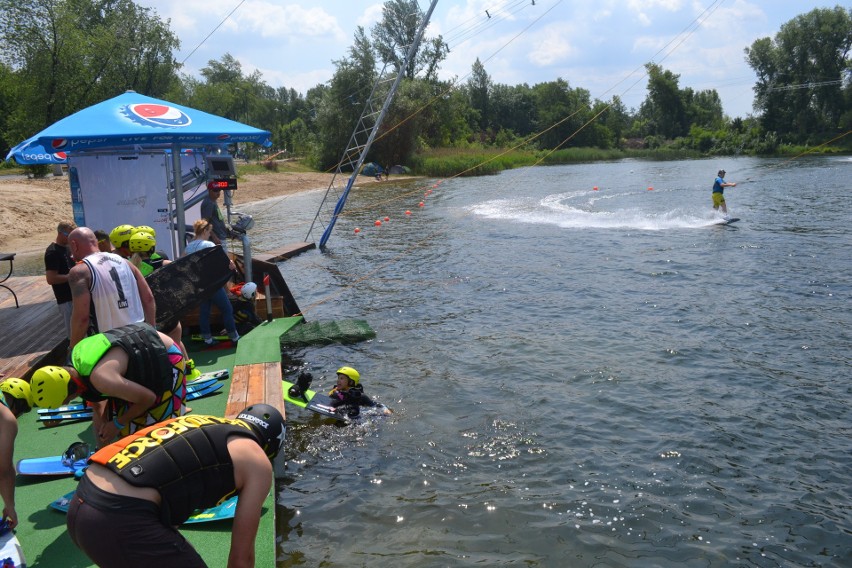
<box><xmin>66</xmin><ymin>404</ymin><xmax>285</xmax><ymax>568</ymax></box>
<box><xmin>31</xmin><ymin>322</ymin><xmax>187</xmax><ymax>446</ymax></box>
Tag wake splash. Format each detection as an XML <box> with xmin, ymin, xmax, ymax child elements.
<box><xmin>467</xmin><ymin>189</ymin><xmax>727</xmax><ymax>231</ymax></box>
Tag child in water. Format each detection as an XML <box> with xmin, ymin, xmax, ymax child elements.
<box><xmin>328</xmin><ymin>367</ymin><xmax>376</xmax><ymax>418</ymax></box>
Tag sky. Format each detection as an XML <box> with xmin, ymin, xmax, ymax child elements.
<box><xmin>134</xmin><ymin>0</ymin><xmax>839</xmax><ymax>119</ymax></box>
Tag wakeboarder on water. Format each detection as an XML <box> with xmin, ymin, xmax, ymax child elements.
<box><xmin>711</xmin><ymin>169</ymin><xmax>737</xmax><ymax>218</ymax></box>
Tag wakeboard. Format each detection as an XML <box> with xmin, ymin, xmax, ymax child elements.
<box><xmin>283</xmin><ymin>379</ymin><xmax>390</xmax><ymax>421</ymax></box>
<box><xmin>16</xmin><ymin>442</ymin><xmax>93</xmax><ymax>476</ymax></box>
<box><xmin>36</xmin><ymin>380</ymin><xmax>224</xmax><ymax>423</ymax></box>
<box><xmin>147</xmin><ymin>245</ymin><xmax>233</xmax><ymax>332</ymax></box>
<box><xmin>714</xmin><ymin>217</ymin><xmax>740</xmax><ymax>225</ymax></box>
<box><xmin>282</xmin><ymin>380</ymin><xmax>340</xmax><ymax>419</ymax></box>
<box><xmin>49</xmin><ymin>491</ymin><xmax>238</xmax><ymax>524</ymax></box>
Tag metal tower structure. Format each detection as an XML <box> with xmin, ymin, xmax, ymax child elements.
<box><xmin>305</xmin><ymin>0</ymin><xmax>439</xmax><ymax>250</ymax></box>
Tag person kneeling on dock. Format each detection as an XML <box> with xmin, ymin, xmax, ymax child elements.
<box><xmin>66</xmin><ymin>405</ymin><xmax>284</xmax><ymax>568</ymax></box>
<box><xmin>31</xmin><ymin>322</ymin><xmax>187</xmax><ymax>446</ymax></box>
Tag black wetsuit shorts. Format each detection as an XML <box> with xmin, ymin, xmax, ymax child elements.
<box><xmin>66</xmin><ymin>475</ymin><xmax>207</xmax><ymax>568</ymax></box>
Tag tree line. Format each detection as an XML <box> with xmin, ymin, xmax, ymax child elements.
<box><xmin>1</xmin><ymin>0</ymin><xmax>850</xmax><ymax>173</ymax></box>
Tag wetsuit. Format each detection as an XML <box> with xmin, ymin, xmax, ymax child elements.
<box><xmin>67</xmin><ymin>415</ymin><xmax>259</xmax><ymax>568</ymax></box>
<box><xmin>71</xmin><ymin>322</ymin><xmax>186</xmax><ymax>436</ymax></box>
<box><xmin>327</xmin><ymin>384</ymin><xmax>376</xmax><ymax>417</ymax></box>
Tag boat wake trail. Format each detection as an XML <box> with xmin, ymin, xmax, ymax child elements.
<box><xmin>467</xmin><ymin>189</ymin><xmax>726</xmax><ymax>231</ymax></box>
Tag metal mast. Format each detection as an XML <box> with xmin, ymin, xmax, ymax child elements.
<box><xmin>306</xmin><ymin>0</ymin><xmax>439</xmax><ymax>250</ymax></box>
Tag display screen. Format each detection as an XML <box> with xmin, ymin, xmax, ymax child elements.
<box><xmin>207</xmin><ymin>179</ymin><xmax>238</xmax><ymax>190</ymax></box>
<box><xmin>204</xmin><ymin>155</ymin><xmax>236</xmax><ymax>177</ymax></box>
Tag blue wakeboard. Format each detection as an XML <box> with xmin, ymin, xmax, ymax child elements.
<box><xmin>38</xmin><ymin>381</ymin><xmax>224</xmax><ymax>423</ymax></box>
<box><xmin>17</xmin><ymin>452</ymin><xmax>92</xmax><ymax>476</ymax></box>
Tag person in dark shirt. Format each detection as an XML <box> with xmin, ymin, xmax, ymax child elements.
<box><xmin>44</xmin><ymin>220</ymin><xmax>77</xmax><ymax>341</ymax></box>
<box><xmin>200</xmin><ymin>186</ymin><xmax>230</xmax><ymax>252</ymax></box>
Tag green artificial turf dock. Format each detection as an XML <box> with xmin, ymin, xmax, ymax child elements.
<box><xmin>11</xmin><ymin>337</ymin><xmax>280</xmax><ymax>567</ymax></box>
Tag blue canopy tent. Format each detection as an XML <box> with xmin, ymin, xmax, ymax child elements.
<box><xmin>6</xmin><ymin>137</ymin><xmax>67</xmax><ymax>165</ymax></box>
<box><xmin>7</xmin><ymin>91</ymin><xmax>271</xmax><ymax>255</ymax></box>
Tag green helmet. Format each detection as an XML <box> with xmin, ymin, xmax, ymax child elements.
<box><xmin>0</xmin><ymin>378</ymin><xmax>33</xmax><ymax>408</ymax></box>
<box><xmin>129</xmin><ymin>231</ymin><xmax>156</xmax><ymax>253</ymax></box>
<box><xmin>30</xmin><ymin>366</ymin><xmax>72</xmax><ymax>408</ymax></box>
<box><xmin>109</xmin><ymin>224</ymin><xmax>135</xmax><ymax>248</ymax></box>
<box><xmin>134</xmin><ymin>225</ymin><xmax>156</xmax><ymax>238</ymax></box>
<box><xmin>336</xmin><ymin>366</ymin><xmax>360</xmax><ymax>385</ymax></box>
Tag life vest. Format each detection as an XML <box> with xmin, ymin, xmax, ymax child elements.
<box><xmin>71</xmin><ymin>323</ymin><xmax>172</xmax><ymax>402</ymax></box>
<box><xmin>90</xmin><ymin>414</ymin><xmax>260</xmax><ymax>524</ymax></box>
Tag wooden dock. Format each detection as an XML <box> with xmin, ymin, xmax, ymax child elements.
<box><xmin>251</xmin><ymin>241</ymin><xmax>315</xmax><ymax>263</ymax></box>
<box><xmin>0</xmin><ymin>275</ymin><xmax>66</xmax><ymax>380</ymax></box>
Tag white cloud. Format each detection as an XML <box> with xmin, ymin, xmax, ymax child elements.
<box><xmin>528</xmin><ymin>24</ymin><xmax>576</xmax><ymax>67</ymax></box>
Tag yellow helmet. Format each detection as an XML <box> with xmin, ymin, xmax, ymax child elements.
<box><xmin>134</xmin><ymin>225</ymin><xmax>156</xmax><ymax>238</ymax></box>
<box><xmin>336</xmin><ymin>366</ymin><xmax>360</xmax><ymax>385</ymax></box>
<box><xmin>30</xmin><ymin>366</ymin><xmax>72</xmax><ymax>408</ymax></box>
<box><xmin>0</xmin><ymin>378</ymin><xmax>33</xmax><ymax>408</ymax></box>
<box><xmin>109</xmin><ymin>224</ymin><xmax>134</xmax><ymax>248</ymax></box>
<box><xmin>129</xmin><ymin>231</ymin><xmax>156</xmax><ymax>253</ymax></box>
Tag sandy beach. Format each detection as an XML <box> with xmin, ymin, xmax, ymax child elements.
<box><xmin>0</xmin><ymin>171</ymin><xmax>343</xmax><ymax>261</ymax></box>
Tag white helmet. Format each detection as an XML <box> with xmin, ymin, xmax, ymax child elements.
<box><xmin>241</xmin><ymin>282</ymin><xmax>258</xmax><ymax>301</ymax></box>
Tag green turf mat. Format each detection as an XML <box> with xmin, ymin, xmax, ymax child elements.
<box><xmin>279</xmin><ymin>319</ymin><xmax>376</xmax><ymax>347</ymax></box>
<box><xmin>234</xmin><ymin>317</ymin><xmax>303</xmax><ymax>366</ymax></box>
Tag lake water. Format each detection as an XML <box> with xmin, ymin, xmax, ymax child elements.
<box><xmin>236</xmin><ymin>155</ymin><xmax>850</xmax><ymax>567</ymax></box>
<box><xmin>14</xmin><ymin>155</ymin><xmax>850</xmax><ymax>566</ymax></box>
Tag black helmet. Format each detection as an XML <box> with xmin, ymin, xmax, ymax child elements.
<box><xmin>237</xmin><ymin>404</ymin><xmax>286</xmax><ymax>459</ymax></box>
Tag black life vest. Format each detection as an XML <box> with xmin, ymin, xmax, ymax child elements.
<box><xmin>72</xmin><ymin>323</ymin><xmax>172</xmax><ymax>402</ymax></box>
<box><xmin>90</xmin><ymin>415</ymin><xmax>259</xmax><ymax>524</ymax></box>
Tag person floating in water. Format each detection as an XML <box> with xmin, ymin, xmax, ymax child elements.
<box><xmin>327</xmin><ymin>366</ymin><xmax>377</xmax><ymax>418</ymax></box>
<box><xmin>712</xmin><ymin>169</ymin><xmax>737</xmax><ymax>217</ymax></box>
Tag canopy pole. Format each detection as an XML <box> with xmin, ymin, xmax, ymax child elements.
<box><xmin>171</xmin><ymin>144</ymin><xmax>187</xmax><ymax>257</ymax></box>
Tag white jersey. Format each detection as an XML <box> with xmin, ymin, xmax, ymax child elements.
<box><xmin>83</xmin><ymin>252</ymin><xmax>145</xmax><ymax>333</ymax></box>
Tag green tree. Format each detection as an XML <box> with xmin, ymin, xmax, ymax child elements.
<box><xmin>312</xmin><ymin>26</ymin><xmax>381</xmax><ymax>169</ymax></box>
<box><xmin>0</xmin><ymin>0</ymin><xmax>179</xmax><ymax>144</ymax></box>
<box><xmin>371</xmin><ymin>0</ymin><xmax>448</xmax><ymax>80</ymax></box>
<box><xmin>640</xmin><ymin>63</ymin><xmax>688</xmax><ymax>139</ymax></box>
<box><xmin>490</xmin><ymin>83</ymin><xmax>537</xmax><ymax>140</ymax></box>
<box><xmin>466</xmin><ymin>58</ymin><xmax>492</xmax><ymax>132</ymax></box>
<box><xmin>745</xmin><ymin>6</ymin><xmax>852</xmax><ymax>139</ymax></box>
<box><xmin>532</xmin><ymin>79</ymin><xmax>591</xmax><ymax>150</ymax></box>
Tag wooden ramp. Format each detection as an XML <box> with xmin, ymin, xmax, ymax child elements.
<box><xmin>0</xmin><ymin>275</ymin><xmax>66</xmax><ymax>379</ymax></box>
<box><xmin>252</xmin><ymin>241</ymin><xmax>315</xmax><ymax>263</ymax></box>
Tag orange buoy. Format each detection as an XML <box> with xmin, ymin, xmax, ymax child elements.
<box><xmin>593</xmin><ymin>186</ymin><xmax>599</xmax><ymax>191</ymax></box>
<box><xmin>418</xmin><ymin>202</ymin><xmax>425</xmax><ymax>207</ymax></box>
<box><xmin>647</xmin><ymin>186</ymin><xmax>654</xmax><ymax>191</ymax></box>
<box><xmin>354</xmin><ymin>228</ymin><xmax>361</xmax><ymax>233</ymax></box>
<box><xmin>384</xmin><ymin>216</ymin><xmax>390</xmax><ymax>222</ymax></box>
<box><xmin>405</xmin><ymin>210</ymin><xmax>411</xmax><ymax>215</ymax></box>
<box><xmin>374</xmin><ymin>220</ymin><xmax>382</xmax><ymax>226</ymax></box>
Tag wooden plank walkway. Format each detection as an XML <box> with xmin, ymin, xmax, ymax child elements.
<box><xmin>0</xmin><ymin>275</ymin><xmax>66</xmax><ymax>379</ymax></box>
<box><xmin>251</xmin><ymin>241</ymin><xmax>315</xmax><ymax>264</ymax></box>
